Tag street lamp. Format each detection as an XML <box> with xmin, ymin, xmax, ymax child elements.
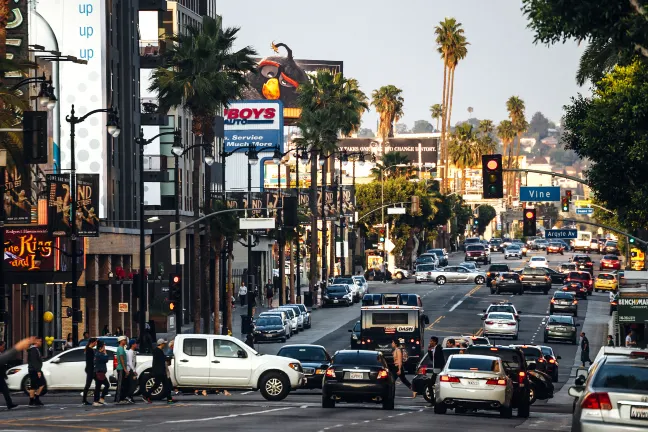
<box><xmin>65</xmin><ymin>104</ymin><xmax>120</xmax><ymax>346</ymax></box>
<box><xmin>170</xmin><ymin>139</ymin><xmax>214</xmax><ymax>332</ymax></box>
<box><xmin>135</xmin><ymin>128</ymin><xmax>181</xmax><ymax>351</ymax></box>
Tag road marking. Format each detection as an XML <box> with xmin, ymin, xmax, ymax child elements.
<box><xmin>241</xmin><ymin>391</ymin><xmax>254</xmax><ymax>395</ymax></box>
<box><xmin>449</xmin><ymin>285</ymin><xmax>482</xmax><ymax>312</ymax></box>
<box><xmin>164</xmin><ymin>407</ymin><xmax>291</xmax><ymax>424</ymax></box>
<box><xmin>426</xmin><ymin>315</ymin><xmax>444</xmax><ymax>330</ymax></box>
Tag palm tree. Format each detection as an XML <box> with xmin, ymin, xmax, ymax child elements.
<box><xmin>448</xmin><ymin>123</ymin><xmax>477</xmax><ymax>194</ymax></box>
<box><xmin>506</xmin><ymin>96</ymin><xmax>528</xmax><ymax>195</ymax></box>
<box><xmin>297</xmin><ymin>70</ymin><xmax>368</xmax><ymax>287</ymax></box>
<box><xmin>430</xmin><ymin>103</ymin><xmax>443</xmax><ymax>132</ymax></box>
<box><xmin>371</xmin><ymin>85</ymin><xmax>404</xmax><ymax>155</ymax></box>
<box><xmin>496</xmin><ymin>120</ymin><xmax>516</xmax><ymax>195</ymax></box>
<box><xmin>149</xmin><ymin>15</ymin><xmax>257</xmax><ymax>333</ymax></box>
<box><xmin>370</xmin><ymin>151</ymin><xmax>412</xmax><ymax>179</ymax></box>
<box><xmin>576</xmin><ymin>38</ymin><xmax>626</xmax><ymax>86</ymax></box>
<box><xmin>435</xmin><ymin>18</ymin><xmax>469</xmax><ymax>192</ymax></box>
<box><xmin>476</xmin><ymin>120</ymin><xmax>497</xmax><ymax>155</ymax></box>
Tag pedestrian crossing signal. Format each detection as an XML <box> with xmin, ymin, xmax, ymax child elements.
<box><xmin>169</xmin><ymin>301</ymin><xmax>176</xmax><ymax>311</ymax></box>
<box><xmin>566</xmin><ymin>190</ymin><xmax>572</xmax><ymax>203</ymax></box>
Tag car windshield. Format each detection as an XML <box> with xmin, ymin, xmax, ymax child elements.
<box><xmin>327</xmin><ymin>286</ymin><xmax>347</xmax><ymax>293</ymax></box>
<box><xmin>333</xmin><ymin>352</ymin><xmax>383</xmax><ymax>366</ymax></box>
<box><xmin>561</xmin><ymin>264</ymin><xmax>576</xmax><ymax>270</ymax></box>
<box><xmin>592</xmin><ymin>363</ymin><xmax>648</xmax><ymax>391</ymax></box>
<box><xmin>507</xmin><ymin>246</ymin><xmax>520</xmax><ymax>250</ymax></box>
<box><xmin>448</xmin><ymin>357</ymin><xmax>499</xmax><ymax>371</ymax></box>
<box><xmin>603</xmin><ymin>255</ymin><xmax>618</xmax><ymax>260</ymax></box>
<box><xmin>465</xmin><ymin>238</ymin><xmax>480</xmax><ymax>244</ymax></box>
<box><xmin>489</xmin><ymin>265</ymin><xmax>509</xmax><ymax>272</ymax></box>
<box><xmin>332</xmin><ymin>278</ymin><xmax>354</xmax><ymax>285</ymax></box>
<box><xmin>605</xmin><ymin>241</ymin><xmax>617</xmax><ymax>246</ymax></box>
<box><xmin>549</xmin><ymin>316</ymin><xmax>574</xmax><ymax>325</ymax></box>
<box><xmin>417</xmin><ymin>264</ymin><xmax>436</xmax><ymax>272</ymax></box>
<box><xmin>530</xmin><ymin>257</ymin><xmax>546</xmax><ymax>262</ymax></box>
<box><xmin>429</xmin><ymin>250</ymin><xmax>444</xmax><ymax>257</ymax></box>
<box><xmin>460</xmin><ymin>263</ymin><xmax>476</xmax><ymax>269</ymax></box>
<box><xmin>277</xmin><ymin>346</ymin><xmax>328</xmax><ymax>362</ymax></box>
<box><xmin>501</xmin><ymin>274</ymin><xmax>519</xmax><ymax>280</ymax></box>
<box><xmin>488</xmin><ymin>305</ymin><xmax>515</xmax><ymax>314</ymax></box>
<box><xmin>549</xmin><ymin>242</ymin><xmax>562</xmax><ymax>246</ymax></box>
<box><xmin>554</xmin><ymin>292</ymin><xmax>575</xmax><ymax>299</ymax></box>
<box><xmin>488</xmin><ymin>313</ymin><xmax>514</xmax><ymax>320</ymax></box>
<box><xmin>540</xmin><ymin>346</ymin><xmax>553</xmax><ymax>356</ymax></box>
<box><xmin>523</xmin><ymin>268</ymin><xmax>546</xmax><ymax>275</ymax></box>
<box><xmin>573</xmin><ymin>256</ymin><xmax>591</xmax><ymax>263</ymax></box>
<box><xmin>598</xmin><ymin>274</ymin><xmax>616</xmax><ymax>280</ymax></box>
<box><xmin>517</xmin><ymin>347</ymin><xmax>542</xmax><ymax>360</ymax></box>
<box><xmin>256</xmin><ymin>318</ymin><xmax>282</xmax><ymax>326</ymax></box>
<box><xmin>466</xmin><ymin>245</ymin><xmax>485</xmax><ymax>252</ymax></box>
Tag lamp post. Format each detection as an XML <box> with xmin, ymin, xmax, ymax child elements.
<box><xmin>171</xmin><ymin>140</ymin><xmax>214</xmax><ymax>333</ymax></box>
<box><xmin>135</xmin><ymin>128</ymin><xmax>181</xmax><ymax>348</ymax></box>
<box><xmin>65</xmin><ymin>104</ymin><xmax>120</xmax><ymax>346</ymax></box>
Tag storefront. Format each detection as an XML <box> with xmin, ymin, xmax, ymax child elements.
<box><xmin>616</xmin><ymin>294</ymin><xmax>648</xmax><ymax>348</ymax></box>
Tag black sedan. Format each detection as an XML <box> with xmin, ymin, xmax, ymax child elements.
<box><xmin>545</xmin><ymin>267</ymin><xmax>566</xmax><ymax>284</ymax></box>
<box><xmin>277</xmin><ymin>344</ymin><xmax>331</xmax><ymax>390</ymax></box>
<box><xmin>322</xmin><ymin>285</ymin><xmax>353</xmax><ymax>307</ymax></box>
<box><xmin>322</xmin><ymin>350</ymin><xmax>396</xmax><ymax>410</ymax></box>
<box><xmin>253</xmin><ymin>316</ymin><xmax>287</xmax><ymax>343</ymax></box>
<box><xmin>493</xmin><ymin>272</ymin><xmax>523</xmax><ymax>295</ymax></box>
<box><xmin>561</xmin><ymin>280</ymin><xmax>588</xmax><ymax>299</ymax></box>
<box><xmin>539</xmin><ymin>345</ymin><xmax>561</xmax><ymax>382</ymax></box>
<box><xmin>349</xmin><ymin>321</ymin><xmax>361</xmax><ymax>349</ymax></box>
<box><xmin>528</xmin><ymin>369</ymin><xmax>554</xmax><ymax>404</ymax></box>
<box><xmin>550</xmin><ymin>291</ymin><xmax>578</xmax><ymax>316</ymax></box>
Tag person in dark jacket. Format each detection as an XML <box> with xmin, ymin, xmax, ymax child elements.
<box><xmin>0</xmin><ymin>341</ymin><xmax>17</xmax><ymax>410</ymax></box>
<box><xmin>93</xmin><ymin>341</ymin><xmax>110</xmax><ymax>406</ymax></box>
<box><xmin>142</xmin><ymin>339</ymin><xmax>173</xmax><ymax>404</ymax></box>
<box><xmin>82</xmin><ymin>338</ymin><xmax>97</xmax><ymax>406</ymax></box>
<box><xmin>417</xmin><ymin>336</ymin><xmax>445</xmax><ymax>400</ymax></box>
<box><xmin>27</xmin><ymin>337</ymin><xmax>45</xmax><ymax>406</ymax></box>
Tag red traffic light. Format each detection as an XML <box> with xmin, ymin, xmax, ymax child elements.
<box><xmin>525</xmin><ymin>211</ymin><xmax>535</xmax><ymax>219</ymax></box>
<box><xmin>172</xmin><ymin>275</ymin><xmax>180</xmax><ymax>284</ymax></box>
<box><xmin>486</xmin><ymin>159</ymin><xmax>499</xmax><ymax>170</ymax></box>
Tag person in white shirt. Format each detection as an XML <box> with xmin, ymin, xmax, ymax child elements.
<box><xmin>125</xmin><ymin>340</ymin><xmax>138</xmax><ymax>403</ymax></box>
<box><xmin>238</xmin><ymin>282</ymin><xmax>248</xmax><ymax>307</ymax></box>
<box><xmin>625</xmin><ymin>330</ymin><xmax>637</xmax><ymax>347</ymax></box>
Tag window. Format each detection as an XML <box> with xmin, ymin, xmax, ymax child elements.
<box><xmin>448</xmin><ymin>357</ymin><xmax>499</xmax><ymax>372</ymax></box>
<box><xmin>488</xmin><ymin>313</ymin><xmax>514</xmax><ymax>320</ymax></box>
<box><xmin>57</xmin><ymin>349</ymin><xmax>86</xmax><ymax>363</ymax></box>
<box><xmin>593</xmin><ymin>364</ymin><xmax>648</xmax><ymax>390</ymax></box>
<box><xmin>456</xmin><ymin>267</ymin><xmax>468</xmax><ymax>273</ymax></box>
<box><xmin>183</xmin><ymin>338</ymin><xmax>207</xmax><ymax>357</ymax></box>
<box><xmin>333</xmin><ymin>352</ymin><xmax>382</xmax><ymax>366</ymax></box>
<box><xmin>277</xmin><ymin>347</ymin><xmax>328</xmax><ymax>362</ymax></box>
<box><xmin>213</xmin><ymin>340</ymin><xmax>242</xmax><ymax>358</ymax></box>
<box><xmin>371</xmin><ymin>312</ymin><xmax>409</xmax><ymax>325</ymax></box>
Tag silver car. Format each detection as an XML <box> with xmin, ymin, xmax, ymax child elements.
<box><xmin>352</xmin><ymin>275</ymin><xmax>368</xmax><ymax>296</ymax></box>
<box><xmin>504</xmin><ymin>246</ymin><xmax>523</xmax><ymax>259</ymax></box>
<box><xmin>483</xmin><ymin>312</ymin><xmax>519</xmax><ymax>339</ymax></box>
<box><xmin>428</xmin><ymin>266</ymin><xmax>486</xmax><ymax>285</ymax></box>
<box><xmin>415</xmin><ymin>263</ymin><xmax>438</xmax><ymax>283</ymax></box>
<box><xmin>569</xmin><ymin>353</ymin><xmax>648</xmax><ymax>432</ymax></box>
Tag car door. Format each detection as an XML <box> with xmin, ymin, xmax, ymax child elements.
<box><xmin>209</xmin><ymin>339</ymin><xmax>253</xmax><ymax>387</ymax></box>
<box><xmin>45</xmin><ymin>348</ymin><xmax>87</xmax><ymax>389</ymax></box>
<box><xmin>455</xmin><ymin>266</ymin><xmax>471</xmax><ymax>282</ymax></box>
<box><xmin>174</xmin><ymin>337</ymin><xmax>211</xmax><ymax>385</ymax></box>
<box><xmin>443</xmin><ymin>266</ymin><xmax>458</xmax><ymax>281</ymax></box>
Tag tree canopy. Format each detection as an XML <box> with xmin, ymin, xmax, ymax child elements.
<box><xmin>476</xmin><ymin>205</ymin><xmax>497</xmax><ymax>235</ymax></box>
<box><xmin>528</xmin><ymin>111</ymin><xmax>550</xmax><ymax>139</ymax></box>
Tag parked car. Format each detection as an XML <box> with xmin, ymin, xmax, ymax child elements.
<box><xmin>253</xmin><ymin>316</ymin><xmax>288</xmax><ymax>343</ymax></box>
<box><xmin>331</xmin><ymin>277</ymin><xmax>360</xmax><ymax>302</ymax></box>
<box><xmin>433</xmin><ymin>354</ymin><xmax>515</xmax><ymax>418</ymax></box>
<box><xmin>417</xmin><ymin>253</ymin><xmax>440</xmax><ymax>267</ymax></box>
<box><xmin>426</xmin><ymin>249</ymin><xmax>448</xmax><ymax>266</ymax></box>
<box><xmin>259</xmin><ymin>311</ymin><xmax>293</xmax><ymax>338</ymax></box>
<box><xmin>322</xmin><ymin>350</ymin><xmax>395</xmax><ymax>410</ymax></box>
<box><xmin>364</xmin><ymin>268</ymin><xmax>391</xmax><ymax>281</ymax></box>
<box><xmin>277</xmin><ymin>345</ymin><xmax>331</xmax><ymax>390</ymax></box>
<box><xmin>352</xmin><ymin>276</ymin><xmax>369</xmax><ymax>297</ymax></box>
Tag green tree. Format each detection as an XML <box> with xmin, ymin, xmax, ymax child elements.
<box><xmin>448</xmin><ymin>123</ymin><xmax>477</xmax><ymax>194</ymax></box>
<box><xmin>371</xmin><ymin>85</ymin><xmax>405</xmax><ymax>155</ymax></box>
<box><xmin>562</xmin><ymin>59</ymin><xmax>648</xmax><ymax>230</ymax></box>
<box><xmin>430</xmin><ymin>103</ymin><xmax>443</xmax><ymax>132</ymax></box>
<box><xmin>297</xmin><ymin>70</ymin><xmax>368</xmax><ymax>285</ymax></box>
<box><xmin>506</xmin><ymin>96</ymin><xmax>529</xmax><ymax>193</ymax></box>
<box><xmin>476</xmin><ymin>119</ymin><xmax>498</xmax><ymax>155</ymax></box>
<box><xmin>370</xmin><ymin>151</ymin><xmax>413</xmax><ymax>179</ymax></box>
<box><xmin>357</xmin><ymin>128</ymin><xmax>375</xmax><ymax>138</ymax></box>
<box><xmin>412</xmin><ymin>119</ymin><xmax>434</xmax><ymax>133</ymax></box>
<box><xmin>476</xmin><ymin>205</ymin><xmax>497</xmax><ymax>236</ymax></box>
<box><xmin>150</xmin><ymin>16</ymin><xmax>257</xmax><ymax>333</ymax></box>
<box><xmin>497</xmin><ymin>120</ymin><xmax>516</xmax><ymax>196</ymax></box>
<box><xmin>529</xmin><ymin>111</ymin><xmax>550</xmax><ymax>139</ymax></box>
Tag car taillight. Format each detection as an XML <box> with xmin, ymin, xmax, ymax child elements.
<box><xmin>550</xmin><ymin>299</ymin><xmax>555</xmax><ymax>304</ymax></box>
<box><xmin>586</xmin><ymin>262</ymin><xmax>593</xmax><ymax>266</ymax></box>
<box><xmin>417</xmin><ymin>365</ymin><xmax>428</xmax><ymax>375</ymax></box>
<box><xmin>545</xmin><ymin>276</ymin><xmax>551</xmax><ymax>281</ymax></box>
<box><xmin>377</xmin><ymin>369</ymin><xmax>389</xmax><ymax>379</ymax></box>
<box><xmin>507</xmin><ymin>322</ymin><xmax>516</xmax><ymax>326</ymax></box>
<box><xmin>519</xmin><ymin>276</ymin><xmax>524</xmax><ymax>280</ymax></box>
<box><xmin>562</xmin><ymin>287</ymin><xmax>568</xmax><ymax>291</ymax></box>
<box><xmin>325</xmin><ymin>368</ymin><xmax>336</xmax><ymax>378</ymax></box>
<box><xmin>537</xmin><ymin>358</ymin><xmax>545</xmax><ymax>363</ymax></box>
<box><xmin>485</xmin><ymin>321</ymin><xmax>494</xmax><ymax>325</ymax></box>
<box><xmin>573</xmin><ymin>300</ymin><xmax>578</xmax><ymax>305</ymax></box>
<box><xmin>611</xmin><ymin>301</ymin><xmax>617</xmax><ymax>306</ymax></box>
<box><xmin>485</xmin><ymin>378</ymin><xmax>507</xmax><ymax>386</ymax></box>
<box><xmin>548</xmin><ymin>359</ymin><xmax>556</xmax><ymax>364</ymax></box>
<box><xmin>487</xmin><ymin>272</ymin><xmax>492</xmax><ymax>276</ymax></box>
<box><xmin>113</xmin><ymin>357</ymin><xmax>118</xmax><ymax>370</ymax></box>
<box><xmin>440</xmin><ymin>375</ymin><xmax>461</xmax><ymax>383</ymax></box>
<box><xmin>518</xmin><ymin>371</ymin><xmax>526</xmax><ymax>384</ymax></box>
<box><xmin>581</xmin><ymin>392</ymin><xmax>612</xmax><ymax>410</ymax></box>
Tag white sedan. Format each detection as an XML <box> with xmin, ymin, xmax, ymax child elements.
<box><xmin>528</xmin><ymin>256</ymin><xmax>549</xmax><ymax>268</ymax></box>
<box><xmin>504</xmin><ymin>246</ymin><xmax>523</xmax><ymax>259</ymax></box>
<box><xmin>352</xmin><ymin>275</ymin><xmax>368</xmax><ymax>296</ymax></box>
<box><xmin>483</xmin><ymin>312</ymin><xmax>519</xmax><ymax>339</ymax></box>
<box><xmin>6</xmin><ymin>347</ymin><xmax>116</xmax><ymax>394</ymax></box>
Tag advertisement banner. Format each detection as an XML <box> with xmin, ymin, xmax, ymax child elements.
<box><xmin>3</xmin><ymin>226</ymin><xmax>54</xmax><ymax>272</ymax></box>
<box><xmin>337</xmin><ymin>137</ymin><xmax>439</xmax><ymax>167</ymax></box>
<box><xmin>264</xmin><ymin>190</ymin><xmax>282</xmax><ymax>219</ymax></box>
<box><xmin>341</xmin><ymin>186</ymin><xmax>355</xmax><ymax>217</ymax></box>
<box><xmin>618</xmin><ymin>297</ymin><xmax>648</xmax><ymax>323</ymax></box>
<box><xmin>4</xmin><ymin>166</ymin><xmax>32</xmax><ymax>224</ymax></box>
<box><xmin>298</xmin><ymin>191</ymin><xmax>311</xmax><ymax>222</ymax></box>
<box><xmin>223</xmin><ymin>100</ymin><xmax>283</xmax><ymax>151</ymax></box>
<box><xmin>76</xmin><ymin>174</ymin><xmax>100</xmax><ymax>237</ymax></box>
<box><xmin>46</xmin><ymin>174</ymin><xmax>71</xmax><ymax>237</ymax></box>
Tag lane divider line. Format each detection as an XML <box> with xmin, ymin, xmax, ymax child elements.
<box><xmin>165</xmin><ymin>407</ymin><xmax>291</xmax><ymax>424</ymax></box>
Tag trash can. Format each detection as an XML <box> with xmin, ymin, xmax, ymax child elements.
<box><xmin>304</xmin><ymin>291</ymin><xmax>313</xmax><ymax>308</ymax></box>
<box><xmin>241</xmin><ymin>315</ymin><xmax>252</xmax><ymax>334</ymax></box>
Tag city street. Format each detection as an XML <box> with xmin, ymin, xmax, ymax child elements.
<box><xmin>0</xmin><ymin>250</ymin><xmax>611</xmax><ymax>431</ymax></box>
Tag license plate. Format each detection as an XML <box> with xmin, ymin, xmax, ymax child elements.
<box><xmin>467</xmin><ymin>380</ymin><xmax>479</xmax><ymax>386</ymax></box>
<box><xmin>349</xmin><ymin>372</ymin><xmax>363</xmax><ymax>380</ymax></box>
<box><xmin>556</xmin><ymin>327</ymin><xmax>566</xmax><ymax>331</ymax></box>
<box><xmin>333</xmin><ymin>300</ymin><xmax>338</xmax><ymax>303</ymax></box>
<box><xmin>631</xmin><ymin>406</ymin><xmax>648</xmax><ymax>419</ymax></box>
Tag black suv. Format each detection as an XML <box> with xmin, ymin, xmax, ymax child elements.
<box><xmin>489</xmin><ymin>238</ymin><xmax>503</xmax><ymax>252</ymax></box>
<box><xmin>571</xmin><ymin>254</ymin><xmax>594</xmax><ymax>275</ymax></box>
<box><xmin>466</xmin><ymin>345</ymin><xmax>531</xmax><ymax>418</ymax></box>
<box><xmin>486</xmin><ymin>264</ymin><xmax>510</xmax><ymax>286</ymax></box>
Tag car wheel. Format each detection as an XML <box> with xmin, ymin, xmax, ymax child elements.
<box><xmin>395</xmin><ymin>272</ymin><xmax>404</xmax><ymax>280</ymax></box>
<box><xmin>455</xmin><ymin>407</ymin><xmax>467</xmax><ymax>414</ymax></box>
<box><xmin>543</xmin><ymin>290</ymin><xmax>549</xmax><ymax>295</ymax></box>
<box><xmin>382</xmin><ymin>394</ymin><xmax>395</xmax><ymax>410</ymax></box>
<box><xmin>436</xmin><ymin>276</ymin><xmax>446</xmax><ymax>285</ymax></box>
<box><xmin>500</xmin><ymin>405</ymin><xmax>513</xmax><ymax>418</ymax></box>
<box><xmin>517</xmin><ymin>400</ymin><xmax>530</xmax><ymax>418</ymax></box>
<box><xmin>529</xmin><ymin>387</ymin><xmax>537</xmax><ymax>405</ymax></box>
<box><xmin>142</xmin><ymin>373</ymin><xmax>167</xmax><ymax>400</ymax></box>
<box><xmin>434</xmin><ymin>403</ymin><xmax>447</xmax><ymax>414</ymax></box>
<box><xmin>281</xmin><ymin>338</ymin><xmax>287</xmax><ymax>343</ymax></box>
<box><xmin>423</xmin><ymin>382</ymin><xmax>434</xmax><ymax>403</ymax></box>
<box><xmin>322</xmin><ymin>393</ymin><xmax>335</xmax><ymax>408</ymax></box>
<box><xmin>475</xmin><ymin>276</ymin><xmax>485</xmax><ymax>285</ymax></box>
<box><xmin>367</xmin><ymin>274</ymin><xmax>374</xmax><ymax>281</ymax></box>
<box><xmin>549</xmin><ymin>308</ymin><xmax>554</xmax><ymax>314</ymax></box>
<box><xmin>552</xmin><ymin>371</ymin><xmax>559</xmax><ymax>383</ymax></box>
<box><xmin>22</xmin><ymin>376</ymin><xmax>48</xmax><ymax>397</ymax></box>
<box><xmin>259</xmin><ymin>372</ymin><xmax>290</xmax><ymax>401</ymax></box>
<box><xmin>513</xmin><ymin>332</ymin><xmax>518</xmax><ymax>340</ymax></box>
<box><xmin>490</xmin><ymin>289</ymin><xmax>496</xmax><ymax>294</ymax></box>
<box><xmin>543</xmin><ymin>336</ymin><xmax>549</xmax><ymax>343</ymax></box>
<box><xmin>504</xmin><ymin>256</ymin><xmax>508</xmax><ymax>260</ymax></box>
<box><xmin>518</xmin><ymin>289</ymin><xmax>523</xmax><ymax>295</ymax></box>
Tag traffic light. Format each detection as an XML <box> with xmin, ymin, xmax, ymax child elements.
<box><xmin>523</xmin><ymin>208</ymin><xmax>537</xmax><ymax>237</ymax></box>
<box><xmin>630</xmin><ymin>237</ymin><xmax>636</xmax><ymax>245</ymax></box>
<box><xmin>481</xmin><ymin>154</ymin><xmax>503</xmax><ymax>199</ymax></box>
<box><xmin>561</xmin><ymin>196</ymin><xmax>569</xmax><ymax>212</ymax></box>
<box><xmin>566</xmin><ymin>190</ymin><xmax>572</xmax><ymax>203</ymax></box>
<box><xmin>283</xmin><ymin>196</ymin><xmax>298</xmax><ymax>228</ymax></box>
<box><xmin>169</xmin><ymin>273</ymin><xmax>181</xmax><ymax>311</ymax></box>
<box><xmin>411</xmin><ymin>196</ymin><xmax>420</xmax><ymax>213</ymax></box>
<box><xmin>379</xmin><ymin>228</ymin><xmax>385</xmax><ymax>242</ymax></box>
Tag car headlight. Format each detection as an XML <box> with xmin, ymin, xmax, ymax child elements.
<box><xmin>352</xmin><ymin>334</ymin><xmax>358</xmax><ymax>340</ymax></box>
<box><xmin>289</xmin><ymin>362</ymin><xmax>302</xmax><ymax>372</ymax></box>
<box><xmin>6</xmin><ymin>368</ymin><xmax>20</xmax><ymax>376</ymax></box>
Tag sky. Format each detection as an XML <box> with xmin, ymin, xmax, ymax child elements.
<box><xmin>216</xmin><ymin>0</ymin><xmax>586</xmax><ymax>130</ymax></box>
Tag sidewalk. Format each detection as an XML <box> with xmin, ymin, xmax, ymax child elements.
<box><xmin>550</xmin><ymin>297</ymin><xmax>610</xmax><ymax>405</ymax></box>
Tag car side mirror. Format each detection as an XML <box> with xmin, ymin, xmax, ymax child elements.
<box><xmin>237</xmin><ymin>350</ymin><xmax>247</xmax><ymax>359</ymax></box>
<box><xmin>568</xmin><ymin>386</ymin><xmax>584</xmax><ymax>398</ymax></box>
<box><xmin>480</xmin><ymin>314</ymin><xmax>485</xmax><ymax>320</ymax></box>
<box><xmin>348</xmin><ymin>329</ymin><xmax>352</xmax><ymax>332</ymax></box>
<box><xmin>50</xmin><ymin>357</ymin><xmax>60</xmax><ymax>364</ymax></box>
<box><xmin>557</xmin><ymin>355</ymin><xmax>562</xmax><ymax>360</ymax></box>
<box><xmin>482</xmin><ymin>309</ymin><xmax>487</xmax><ymax>313</ymax></box>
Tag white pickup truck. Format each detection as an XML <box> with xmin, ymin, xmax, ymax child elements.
<box><xmin>134</xmin><ymin>334</ymin><xmax>305</xmax><ymax>401</ymax></box>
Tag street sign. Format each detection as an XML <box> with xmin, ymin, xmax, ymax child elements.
<box><xmin>239</xmin><ymin>218</ymin><xmax>275</xmax><ymax>230</ymax></box>
<box><xmin>545</xmin><ymin>229</ymin><xmax>578</xmax><ymax>239</ymax></box>
<box><xmin>576</xmin><ymin>207</ymin><xmax>594</xmax><ymax>215</ymax></box>
<box><xmin>574</xmin><ymin>200</ymin><xmax>591</xmax><ymax>207</ymax></box>
<box><xmin>387</xmin><ymin>207</ymin><xmax>406</xmax><ymax>215</ymax></box>
<box><xmin>118</xmin><ymin>303</ymin><xmax>129</xmax><ymax>313</ymax></box>
<box><xmin>519</xmin><ymin>186</ymin><xmax>561</xmax><ymax>202</ymax></box>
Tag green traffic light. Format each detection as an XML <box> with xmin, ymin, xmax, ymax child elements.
<box><xmin>630</xmin><ymin>238</ymin><xmax>636</xmax><ymax>244</ymax></box>
<box><xmin>488</xmin><ymin>185</ymin><xmax>497</xmax><ymax>194</ymax></box>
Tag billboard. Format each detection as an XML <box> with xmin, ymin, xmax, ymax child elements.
<box><xmin>35</xmin><ymin>0</ymin><xmax>109</xmax><ymax>217</ymax></box>
<box><xmin>75</xmin><ymin>174</ymin><xmax>100</xmax><ymax>237</ymax></box>
<box><xmin>224</xmin><ymin>100</ymin><xmax>283</xmax><ymax>151</ymax></box>
<box><xmin>4</xmin><ymin>167</ymin><xmax>32</xmax><ymax>224</ymax></box>
<box><xmin>241</xmin><ymin>42</ymin><xmax>343</xmax><ymax>110</ymax></box>
<box><xmin>46</xmin><ymin>174</ymin><xmax>71</xmax><ymax>237</ymax></box>
<box><xmin>3</xmin><ymin>226</ymin><xmax>55</xmax><ymax>272</ymax></box>
<box><xmin>337</xmin><ymin>137</ymin><xmax>439</xmax><ymax>167</ymax></box>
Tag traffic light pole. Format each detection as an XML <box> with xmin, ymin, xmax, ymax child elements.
<box><xmin>558</xmin><ymin>218</ymin><xmax>647</xmax><ymax>247</ymax></box>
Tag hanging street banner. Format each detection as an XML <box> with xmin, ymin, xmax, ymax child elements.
<box><xmin>3</xmin><ymin>226</ymin><xmax>54</xmax><ymax>272</ymax></box>
<box><xmin>76</xmin><ymin>174</ymin><xmax>100</xmax><ymax>237</ymax></box>
<box><xmin>46</xmin><ymin>174</ymin><xmax>72</xmax><ymax>237</ymax></box>
<box><xmin>223</xmin><ymin>100</ymin><xmax>284</xmax><ymax>151</ymax></box>
<box><xmin>4</xmin><ymin>166</ymin><xmax>33</xmax><ymax>224</ymax></box>
<box><xmin>341</xmin><ymin>186</ymin><xmax>355</xmax><ymax>218</ymax></box>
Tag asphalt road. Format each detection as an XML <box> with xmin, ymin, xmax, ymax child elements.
<box><xmin>1</xmin><ymin>248</ymin><xmax>611</xmax><ymax>431</ymax></box>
